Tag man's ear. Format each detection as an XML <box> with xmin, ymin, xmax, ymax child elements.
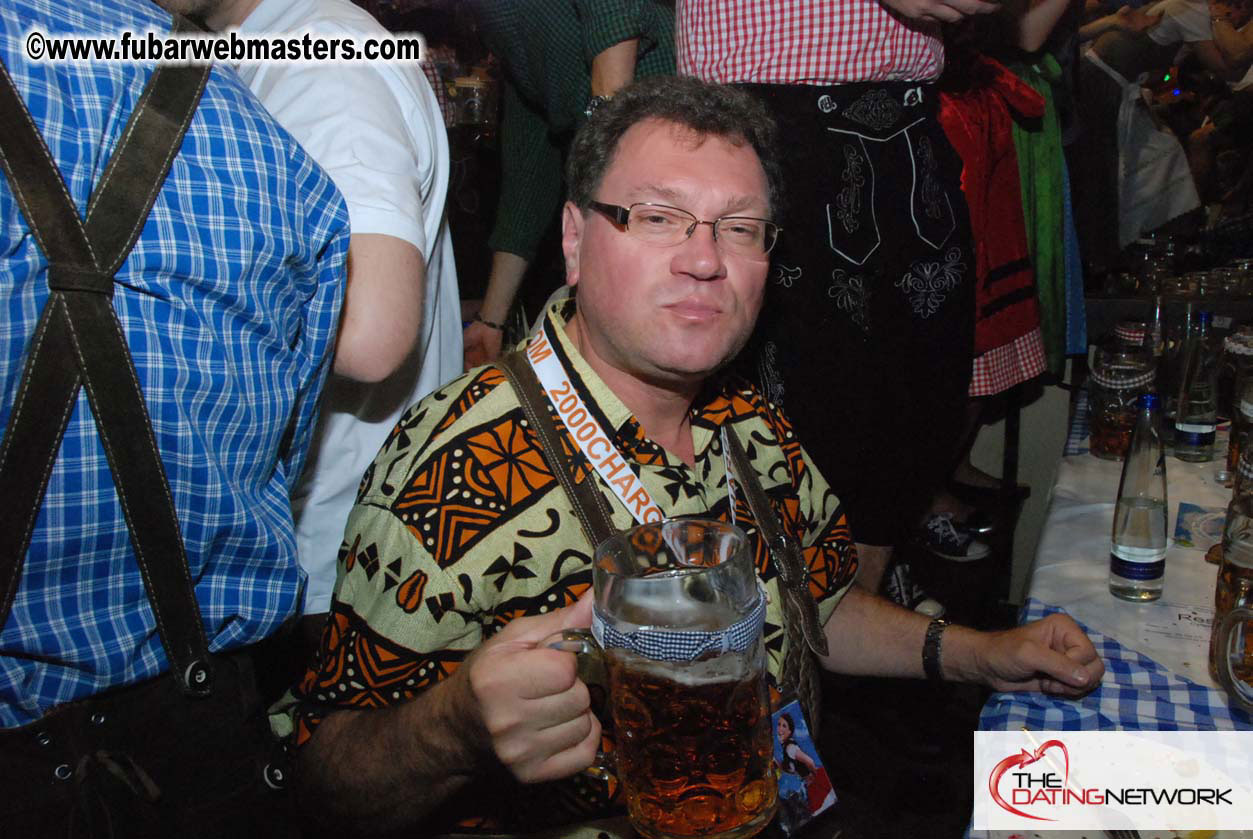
<box><xmin>561</xmin><ymin>201</ymin><xmax>584</xmax><ymax>288</ymax></box>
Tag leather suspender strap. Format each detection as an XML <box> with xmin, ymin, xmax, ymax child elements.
<box><xmin>498</xmin><ymin>351</ymin><xmax>618</xmax><ymax>551</ymax></box>
<box><xmin>0</xmin><ymin>46</ymin><xmax>216</xmax><ymax>696</ymax></box>
<box><xmin>722</xmin><ymin>428</ymin><xmax>828</xmax><ymax>733</ymax></box>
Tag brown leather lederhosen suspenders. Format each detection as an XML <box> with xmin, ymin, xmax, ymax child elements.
<box><xmin>0</xmin><ymin>29</ymin><xmax>216</xmax><ymax>697</ymax></box>
<box><xmin>497</xmin><ymin>350</ymin><xmax>828</xmax><ymax>732</ymax></box>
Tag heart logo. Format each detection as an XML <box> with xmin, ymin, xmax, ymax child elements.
<box><xmin>988</xmin><ymin>740</ymin><xmax>1070</xmax><ymax>821</ymax></box>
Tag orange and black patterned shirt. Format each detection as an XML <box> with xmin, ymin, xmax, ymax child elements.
<box><xmin>271</xmin><ymin>298</ymin><xmax>859</xmax><ymax>833</ymax></box>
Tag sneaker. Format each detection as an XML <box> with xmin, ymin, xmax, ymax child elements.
<box><xmin>883</xmin><ymin>561</ymin><xmax>947</xmax><ymax>618</ymax></box>
<box><xmin>918</xmin><ymin>513</ymin><xmax>991</xmax><ymax>562</ymax></box>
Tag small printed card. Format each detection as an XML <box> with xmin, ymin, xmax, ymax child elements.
<box><xmin>772</xmin><ymin>699</ymin><xmax>836</xmax><ymax>835</ymax></box>
<box><xmin>1137</xmin><ymin>600</ymin><xmax>1215</xmax><ymax>649</ymax></box>
<box><xmin>1172</xmin><ymin>502</ymin><xmax>1226</xmax><ymax>551</ymax></box>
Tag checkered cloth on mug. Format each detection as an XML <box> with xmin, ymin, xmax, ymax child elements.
<box><xmin>592</xmin><ymin>592</ymin><xmax>767</xmax><ymax>662</ymax></box>
<box><xmin>979</xmin><ymin>599</ymin><xmax>1252</xmax><ymax>732</ymax></box>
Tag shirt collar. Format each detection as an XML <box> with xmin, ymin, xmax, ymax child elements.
<box><xmin>535</xmin><ymin>293</ymin><xmax>746</xmax><ymax>465</ymax></box>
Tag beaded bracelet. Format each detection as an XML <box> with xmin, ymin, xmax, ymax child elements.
<box><xmin>473</xmin><ymin>312</ymin><xmax>505</xmax><ymax>331</ymax></box>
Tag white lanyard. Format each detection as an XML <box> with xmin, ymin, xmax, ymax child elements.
<box><xmin>525</xmin><ymin>322</ymin><xmax>664</xmax><ymax>524</ymax></box>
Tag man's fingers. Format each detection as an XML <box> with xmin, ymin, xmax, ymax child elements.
<box><xmin>1019</xmin><ymin>641</ymin><xmax>1098</xmax><ymax>690</ymax></box>
<box><xmin>513</xmin><ymin>713</ymin><xmax>603</xmax><ymax>784</ymax></box>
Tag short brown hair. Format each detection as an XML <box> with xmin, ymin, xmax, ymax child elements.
<box><xmin>565</xmin><ymin>75</ymin><xmax>784</xmax><ymax>218</ymax></box>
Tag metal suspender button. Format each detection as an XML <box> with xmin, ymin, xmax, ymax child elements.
<box><xmin>183</xmin><ymin>659</ymin><xmax>212</xmax><ymax>696</ymax></box>
<box><xmin>263</xmin><ymin>763</ymin><xmax>287</xmax><ymax>790</ymax></box>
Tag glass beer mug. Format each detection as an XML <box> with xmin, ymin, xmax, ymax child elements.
<box><xmin>555</xmin><ymin>519</ymin><xmax>777</xmax><ymax>839</ymax></box>
<box><xmin>1213</xmin><ymin>606</ymin><xmax>1253</xmax><ymax>711</ymax></box>
<box><xmin>1209</xmin><ymin>495</ymin><xmax>1253</xmax><ymax>711</ymax></box>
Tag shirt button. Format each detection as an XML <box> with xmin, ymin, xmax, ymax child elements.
<box><xmin>54</xmin><ymin>763</ymin><xmax>73</xmax><ymax>781</ymax></box>
<box><xmin>90</xmin><ymin>712</ymin><xmax>106</xmax><ymax>726</ymax></box>
<box><xmin>35</xmin><ymin>731</ymin><xmax>51</xmax><ymax>747</ymax></box>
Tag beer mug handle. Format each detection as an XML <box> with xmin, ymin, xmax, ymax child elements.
<box><xmin>1216</xmin><ymin>606</ymin><xmax>1253</xmax><ymax>712</ymax></box>
<box><xmin>545</xmin><ymin>628</ymin><xmax>613</xmax><ymax>781</ymax></box>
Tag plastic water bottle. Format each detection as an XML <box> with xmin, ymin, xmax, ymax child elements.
<box><xmin>1110</xmin><ymin>393</ymin><xmax>1169</xmax><ymax>601</ymax></box>
<box><xmin>1174</xmin><ymin>311</ymin><xmax>1218</xmax><ymax>462</ymax></box>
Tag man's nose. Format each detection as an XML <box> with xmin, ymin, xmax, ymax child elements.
<box><xmin>672</xmin><ymin>221</ymin><xmax>726</xmax><ymax>280</ymax></box>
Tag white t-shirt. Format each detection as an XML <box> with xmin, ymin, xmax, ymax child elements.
<box><xmin>236</xmin><ymin>0</ymin><xmax>463</xmax><ymax>613</ymax></box>
<box><xmin>1146</xmin><ymin>0</ymin><xmax>1214</xmax><ymax>44</ymax></box>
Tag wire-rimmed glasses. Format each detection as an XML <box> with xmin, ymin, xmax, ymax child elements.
<box><xmin>588</xmin><ymin>201</ymin><xmax>780</xmax><ymax>257</ymax></box>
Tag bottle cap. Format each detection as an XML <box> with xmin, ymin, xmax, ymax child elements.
<box><xmin>1139</xmin><ymin>392</ymin><xmax>1161</xmax><ymax>411</ymax></box>
<box><xmin>1199</xmin><ymin>311</ymin><xmax>1214</xmax><ymax>327</ymax></box>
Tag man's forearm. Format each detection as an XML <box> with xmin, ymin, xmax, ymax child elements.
<box><xmin>590</xmin><ymin>38</ymin><xmax>639</xmax><ymax>97</ymax></box>
<box><xmin>817</xmin><ymin>586</ymin><xmax>930</xmax><ymax>678</ymax></box>
<box><xmin>1213</xmin><ymin>18</ymin><xmax>1253</xmax><ymax>64</ymax></box>
<box><xmin>295</xmin><ymin>669</ymin><xmax>485</xmax><ymax>832</ymax></box>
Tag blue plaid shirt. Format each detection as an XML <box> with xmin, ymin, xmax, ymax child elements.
<box><xmin>0</xmin><ymin>0</ymin><xmax>348</xmax><ymax>727</ymax></box>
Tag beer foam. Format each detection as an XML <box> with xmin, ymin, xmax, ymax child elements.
<box><xmin>609</xmin><ymin>647</ymin><xmax>760</xmax><ymax>685</ymax></box>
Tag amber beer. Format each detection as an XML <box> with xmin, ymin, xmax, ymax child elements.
<box><xmin>1209</xmin><ymin>557</ymin><xmax>1253</xmax><ymax>688</ymax></box>
<box><xmin>608</xmin><ymin>656</ymin><xmax>777</xmax><ymax>839</ymax></box>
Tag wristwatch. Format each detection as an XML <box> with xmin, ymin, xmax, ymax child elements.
<box><xmin>923</xmin><ymin>618</ymin><xmax>949</xmax><ymax>682</ymax></box>
<box><xmin>584</xmin><ymin>95</ymin><xmax>611</xmax><ymax>119</ymax></box>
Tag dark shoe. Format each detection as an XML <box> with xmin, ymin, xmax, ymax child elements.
<box><xmin>883</xmin><ymin>562</ymin><xmax>947</xmax><ymax>617</ymax></box>
<box><xmin>917</xmin><ymin>513</ymin><xmax>991</xmax><ymax>562</ymax></box>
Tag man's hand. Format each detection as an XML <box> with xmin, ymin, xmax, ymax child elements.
<box><xmin>464</xmin><ymin>594</ymin><xmax>601</xmax><ymax>783</ymax></box>
<box><xmin>463</xmin><ymin>317</ymin><xmax>505</xmax><ymax>370</ymax></box>
<box><xmin>967</xmin><ymin>613</ymin><xmax>1105</xmax><ymax>697</ymax></box>
<box><xmin>879</xmin><ymin>0</ymin><xmax>1000</xmax><ymax>24</ymax></box>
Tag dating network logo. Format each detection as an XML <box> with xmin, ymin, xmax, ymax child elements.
<box><xmin>989</xmin><ymin>739</ymin><xmax>1080</xmax><ymax>821</ymax></box>
<box><xmin>988</xmin><ymin>738</ymin><xmax>1234</xmax><ymax>822</ymax></box>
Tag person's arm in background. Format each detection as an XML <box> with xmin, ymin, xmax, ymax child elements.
<box><xmin>1014</xmin><ymin>0</ymin><xmax>1076</xmax><ymax>51</ymax></box>
<box><xmin>877</xmin><ymin>0</ymin><xmax>1000</xmax><ymax>25</ymax></box>
<box><xmin>336</xmin><ymin>234</ymin><xmax>425</xmax><ymax>382</ymax></box>
<box><xmin>242</xmin><ymin>61</ymin><xmax>435</xmax><ymax>383</ymax></box>
<box><xmin>464</xmin><ymin>79</ymin><xmax>562</xmax><ymax>369</ymax></box>
<box><xmin>1079</xmin><ymin>3</ymin><xmax>1162</xmax><ymax>39</ymax></box>
<box><xmin>1211</xmin><ymin>0</ymin><xmax>1253</xmax><ymax>67</ymax></box>
<box><xmin>465</xmin><ymin>4</ymin><xmax>651</xmax><ymax>368</ymax></box>
<box><xmin>589</xmin><ymin>36</ymin><xmax>639</xmax><ymax>95</ymax></box>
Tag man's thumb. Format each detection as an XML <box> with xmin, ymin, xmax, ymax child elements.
<box><xmin>497</xmin><ymin>588</ymin><xmax>595</xmax><ymax>645</ymax></box>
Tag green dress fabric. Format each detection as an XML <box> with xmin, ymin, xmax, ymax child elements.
<box><xmin>1010</xmin><ymin>54</ymin><xmax>1068</xmax><ymax>375</ymax></box>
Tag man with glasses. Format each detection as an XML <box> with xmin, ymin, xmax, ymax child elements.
<box><xmin>273</xmin><ymin>76</ymin><xmax>1102</xmax><ymax>837</ymax></box>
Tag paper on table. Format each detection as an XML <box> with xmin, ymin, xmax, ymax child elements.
<box><xmin>1173</xmin><ymin>501</ymin><xmax>1227</xmax><ymax>552</ymax></box>
<box><xmin>1138</xmin><ymin>599</ymin><xmax>1215</xmax><ymax>652</ymax></box>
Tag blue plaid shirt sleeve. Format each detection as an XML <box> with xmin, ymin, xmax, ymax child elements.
<box><xmin>0</xmin><ymin>0</ymin><xmax>349</xmax><ymax>727</ymax></box>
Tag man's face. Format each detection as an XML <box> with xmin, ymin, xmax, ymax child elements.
<box><xmin>562</xmin><ymin>119</ymin><xmax>772</xmax><ymax>391</ymax></box>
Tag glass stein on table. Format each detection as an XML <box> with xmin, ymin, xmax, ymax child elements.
<box><xmin>1089</xmin><ymin>334</ymin><xmax>1155</xmax><ymax>461</ymax></box>
<box><xmin>1210</xmin><ymin>448</ymin><xmax>1253</xmax><ymax>710</ymax></box>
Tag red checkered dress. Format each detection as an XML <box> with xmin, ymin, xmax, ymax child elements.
<box><xmin>969</xmin><ymin>328</ymin><xmax>1047</xmax><ymax>396</ymax></box>
<box><xmin>676</xmin><ymin>0</ymin><xmax>944</xmax><ymax>83</ymax></box>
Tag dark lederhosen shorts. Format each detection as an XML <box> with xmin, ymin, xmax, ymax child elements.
<box><xmin>740</xmin><ymin>81</ymin><xmax>975</xmax><ymax>546</ymax></box>
<box><xmin>0</xmin><ymin>646</ymin><xmax>297</xmax><ymax>839</ymax></box>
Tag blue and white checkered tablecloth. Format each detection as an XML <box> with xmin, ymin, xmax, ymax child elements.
<box><xmin>979</xmin><ymin>598</ymin><xmax>1252</xmax><ymax>731</ymax></box>
<box><xmin>1064</xmin><ymin>388</ymin><xmax>1090</xmax><ymax>456</ymax></box>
